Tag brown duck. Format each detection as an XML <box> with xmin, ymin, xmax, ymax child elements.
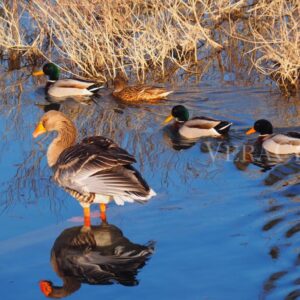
<box><xmin>32</xmin><ymin>111</ymin><xmax>156</xmax><ymax>227</ymax></box>
<box><xmin>112</xmin><ymin>76</ymin><xmax>173</xmax><ymax>102</ymax></box>
<box><xmin>40</xmin><ymin>222</ymin><xmax>154</xmax><ymax>298</ymax></box>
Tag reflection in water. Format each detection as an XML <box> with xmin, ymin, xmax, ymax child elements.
<box><xmin>40</xmin><ymin>222</ymin><xmax>154</xmax><ymax>298</ymax></box>
<box><xmin>2</xmin><ymin>65</ymin><xmax>300</xmax><ymax>299</ymax></box>
<box><xmin>234</xmin><ymin>137</ymin><xmax>292</xmax><ymax>171</ymax></box>
<box><xmin>35</xmin><ymin>103</ymin><xmax>61</xmax><ymax>113</ymax></box>
<box><xmin>199</xmin><ymin>135</ymin><xmax>236</xmax><ymax>156</ymax></box>
<box><xmin>162</xmin><ymin>124</ymin><xmax>196</xmax><ymax>151</ymax></box>
<box><xmin>264</xmin><ymin>156</ymin><xmax>300</xmax><ymax>186</ymax></box>
<box><xmin>260</xmin><ymin>160</ymin><xmax>300</xmax><ymax>299</ymax></box>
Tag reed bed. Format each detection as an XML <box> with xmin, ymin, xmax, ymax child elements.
<box><xmin>0</xmin><ymin>0</ymin><xmax>299</xmax><ymax>94</ymax></box>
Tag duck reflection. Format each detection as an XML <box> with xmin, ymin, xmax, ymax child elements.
<box><xmin>234</xmin><ymin>138</ymin><xmax>290</xmax><ymax>171</ymax></box>
<box><xmin>35</xmin><ymin>103</ymin><xmax>61</xmax><ymax>113</ymax></box>
<box><xmin>264</xmin><ymin>156</ymin><xmax>300</xmax><ymax>186</ymax></box>
<box><xmin>40</xmin><ymin>222</ymin><xmax>155</xmax><ymax>298</ymax></box>
<box><xmin>162</xmin><ymin>124</ymin><xmax>196</xmax><ymax>151</ymax></box>
<box><xmin>199</xmin><ymin>135</ymin><xmax>236</xmax><ymax>156</ymax></box>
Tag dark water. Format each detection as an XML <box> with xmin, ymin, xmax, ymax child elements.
<box><xmin>1</xmin><ymin>67</ymin><xmax>300</xmax><ymax>299</ymax></box>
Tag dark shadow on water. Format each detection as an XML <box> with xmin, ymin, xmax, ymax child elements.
<box><xmin>199</xmin><ymin>134</ymin><xmax>236</xmax><ymax>157</ymax></box>
<box><xmin>260</xmin><ymin>162</ymin><xmax>300</xmax><ymax>299</ymax></box>
<box><xmin>234</xmin><ymin>138</ymin><xmax>293</xmax><ymax>172</ymax></box>
<box><xmin>162</xmin><ymin>124</ymin><xmax>196</xmax><ymax>151</ymax></box>
<box><xmin>40</xmin><ymin>222</ymin><xmax>155</xmax><ymax>298</ymax></box>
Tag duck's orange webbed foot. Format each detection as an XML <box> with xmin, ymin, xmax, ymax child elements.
<box><xmin>100</xmin><ymin>203</ymin><xmax>107</xmax><ymax>223</ymax></box>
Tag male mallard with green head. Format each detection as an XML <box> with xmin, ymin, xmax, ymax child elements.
<box><xmin>163</xmin><ymin>105</ymin><xmax>232</xmax><ymax>139</ymax></box>
<box><xmin>246</xmin><ymin>119</ymin><xmax>300</xmax><ymax>154</ymax></box>
<box><xmin>33</xmin><ymin>63</ymin><xmax>104</xmax><ymax>98</ymax></box>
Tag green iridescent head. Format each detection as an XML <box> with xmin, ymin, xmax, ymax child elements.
<box><xmin>33</xmin><ymin>63</ymin><xmax>60</xmax><ymax>81</ymax></box>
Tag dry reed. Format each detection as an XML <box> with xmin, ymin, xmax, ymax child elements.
<box><xmin>0</xmin><ymin>0</ymin><xmax>299</xmax><ymax>93</ymax></box>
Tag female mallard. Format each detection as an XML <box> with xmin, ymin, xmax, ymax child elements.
<box><xmin>163</xmin><ymin>105</ymin><xmax>232</xmax><ymax>139</ymax></box>
<box><xmin>39</xmin><ymin>222</ymin><xmax>154</xmax><ymax>298</ymax></box>
<box><xmin>32</xmin><ymin>111</ymin><xmax>155</xmax><ymax>227</ymax></box>
<box><xmin>112</xmin><ymin>76</ymin><xmax>173</xmax><ymax>102</ymax></box>
<box><xmin>246</xmin><ymin>119</ymin><xmax>300</xmax><ymax>154</ymax></box>
<box><xmin>33</xmin><ymin>63</ymin><xmax>104</xmax><ymax>98</ymax></box>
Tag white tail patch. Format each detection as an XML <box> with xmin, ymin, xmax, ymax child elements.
<box><xmin>113</xmin><ymin>189</ymin><xmax>156</xmax><ymax>206</ymax></box>
<box><xmin>161</xmin><ymin>91</ymin><xmax>173</xmax><ymax>97</ymax></box>
<box><xmin>88</xmin><ymin>85</ymin><xmax>105</xmax><ymax>92</ymax></box>
<box><xmin>219</xmin><ymin>122</ymin><xmax>233</xmax><ymax>131</ymax></box>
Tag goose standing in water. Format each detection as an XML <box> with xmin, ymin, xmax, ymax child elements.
<box><xmin>39</xmin><ymin>222</ymin><xmax>154</xmax><ymax>298</ymax></box>
<box><xmin>33</xmin><ymin>111</ymin><xmax>156</xmax><ymax>226</ymax></box>
<box><xmin>163</xmin><ymin>105</ymin><xmax>232</xmax><ymax>139</ymax></box>
<box><xmin>246</xmin><ymin>119</ymin><xmax>300</xmax><ymax>154</ymax></box>
<box><xmin>33</xmin><ymin>63</ymin><xmax>104</xmax><ymax>98</ymax></box>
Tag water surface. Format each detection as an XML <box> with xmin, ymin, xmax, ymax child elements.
<box><xmin>0</xmin><ymin>67</ymin><xmax>300</xmax><ymax>299</ymax></box>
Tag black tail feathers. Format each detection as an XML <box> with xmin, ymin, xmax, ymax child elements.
<box><xmin>87</xmin><ymin>83</ymin><xmax>105</xmax><ymax>93</ymax></box>
<box><xmin>214</xmin><ymin>121</ymin><xmax>232</xmax><ymax>134</ymax></box>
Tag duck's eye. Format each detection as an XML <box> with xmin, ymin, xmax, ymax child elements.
<box><xmin>42</xmin><ymin>118</ymin><xmax>48</xmax><ymax>127</ymax></box>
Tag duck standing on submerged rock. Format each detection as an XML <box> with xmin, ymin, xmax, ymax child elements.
<box><xmin>163</xmin><ymin>105</ymin><xmax>232</xmax><ymax>139</ymax></box>
<box><xmin>32</xmin><ymin>111</ymin><xmax>156</xmax><ymax>227</ymax></box>
<box><xmin>33</xmin><ymin>63</ymin><xmax>104</xmax><ymax>98</ymax></box>
<box><xmin>112</xmin><ymin>75</ymin><xmax>173</xmax><ymax>102</ymax></box>
<box><xmin>246</xmin><ymin>119</ymin><xmax>300</xmax><ymax>155</ymax></box>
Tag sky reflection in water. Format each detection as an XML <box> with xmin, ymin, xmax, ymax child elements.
<box><xmin>0</xmin><ymin>67</ymin><xmax>300</xmax><ymax>299</ymax></box>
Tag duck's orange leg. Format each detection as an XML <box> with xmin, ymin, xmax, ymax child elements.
<box><xmin>83</xmin><ymin>206</ymin><xmax>91</xmax><ymax>228</ymax></box>
<box><xmin>100</xmin><ymin>203</ymin><xmax>107</xmax><ymax>223</ymax></box>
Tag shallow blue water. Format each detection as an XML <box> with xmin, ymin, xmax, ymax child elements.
<box><xmin>0</xmin><ymin>67</ymin><xmax>300</xmax><ymax>299</ymax></box>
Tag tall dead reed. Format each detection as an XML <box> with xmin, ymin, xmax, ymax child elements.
<box><xmin>0</xmin><ymin>0</ymin><xmax>299</xmax><ymax>94</ymax></box>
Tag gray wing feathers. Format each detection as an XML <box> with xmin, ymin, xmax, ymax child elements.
<box><xmin>53</xmin><ymin>136</ymin><xmax>151</xmax><ymax>198</ymax></box>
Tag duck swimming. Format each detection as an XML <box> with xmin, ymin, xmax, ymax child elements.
<box><xmin>32</xmin><ymin>111</ymin><xmax>156</xmax><ymax>227</ymax></box>
<box><xmin>112</xmin><ymin>76</ymin><xmax>173</xmax><ymax>102</ymax></box>
<box><xmin>33</xmin><ymin>63</ymin><xmax>104</xmax><ymax>98</ymax></box>
<box><xmin>246</xmin><ymin>119</ymin><xmax>300</xmax><ymax>155</ymax></box>
<box><xmin>163</xmin><ymin>105</ymin><xmax>232</xmax><ymax>139</ymax></box>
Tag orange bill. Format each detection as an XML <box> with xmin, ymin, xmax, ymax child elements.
<box><xmin>246</xmin><ymin>127</ymin><xmax>256</xmax><ymax>135</ymax></box>
<box><xmin>32</xmin><ymin>70</ymin><xmax>44</xmax><ymax>76</ymax></box>
<box><xmin>33</xmin><ymin>122</ymin><xmax>46</xmax><ymax>138</ymax></box>
<box><xmin>163</xmin><ymin>115</ymin><xmax>174</xmax><ymax>125</ymax></box>
<box><xmin>39</xmin><ymin>281</ymin><xmax>52</xmax><ymax>296</ymax></box>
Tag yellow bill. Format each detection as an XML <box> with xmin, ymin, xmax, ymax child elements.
<box><xmin>33</xmin><ymin>122</ymin><xmax>46</xmax><ymax>138</ymax></box>
<box><xmin>246</xmin><ymin>127</ymin><xmax>256</xmax><ymax>135</ymax></box>
<box><xmin>163</xmin><ymin>115</ymin><xmax>174</xmax><ymax>125</ymax></box>
<box><xmin>32</xmin><ymin>70</ymin><xmax>45</xmax><ymax>76</ymax></box>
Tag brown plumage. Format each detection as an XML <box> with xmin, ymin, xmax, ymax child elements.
<box><xmin>39</xmin><ymin>222</ymin><xmax>154</xmax><ymax>298</ymax></box>
<box><xmin>112</xmin><ymin>76</ymin><xmax>173</xmax><ymax>102</ymax></box>
<box><xmin>33</xmin><ymin>111</ymin><xmax>156</xmax><ymax>226</ymax></box>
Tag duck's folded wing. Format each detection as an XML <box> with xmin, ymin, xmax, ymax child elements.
<box><xmin>272</xmin><ymin>133</ymin><xmax>300</xmax><ymax>146</ymax></box>
<box><xmin>127</xmin><ymin>86</ymin><xmax>171</xmax><ymax>96</ymax></box>
<box><xmin>53</xmin><ymin>79</ymin><xmax>95</xmax><ymax>89</ymax></box>
<box><xmin>77</xmin><ymin>165</ymin><xmax>151</xmax><ymax>199</ymax></box>
<box><xmin>53</xmin><ymin>137</ymin><xmax>151</xmax><ymax>198</ymax></box>
<box><xmin>185</xmin><ymin>117</ymin><xmax>220</xmax><ymax>129</ymax></box>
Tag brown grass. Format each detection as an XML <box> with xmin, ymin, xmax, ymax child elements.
<box><xmin>0</xmin><ymin>0</ymin><xmax>299</xmax><ymax>94</ymax></box>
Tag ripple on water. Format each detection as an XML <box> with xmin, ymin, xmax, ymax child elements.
<box><xmin>0</xmin><ymin>71</ymin><xmax>300</xmax><ymax>299</ymax></box>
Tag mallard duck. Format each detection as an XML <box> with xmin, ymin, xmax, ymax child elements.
<box><xmin>39</xmin><ymin>222</ymin><xmax>154</xmax><ymax>298</ymax></box>
<box><xmin>246</xmin><ymin>119</ymin><xmax>300</xmax><ymax>154</ymax></box>
<box><xmin>112</xmin><ymin>76</ymin><xmax>173</xmax><ymax>102</ymax></box>
<box><xmin>32</xmin><ymin>111</ymin><xmax>156</xmax><ymax>227</ymax></box>
<box><xmin>163</xmin><ymin>105</ymin><xmax>232</xmax><ymax>139</ymax></box>
<box><xmin>33</xmin><ymin>63</ymin><xmax>104</xmax><ymax>98</ymax></box>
